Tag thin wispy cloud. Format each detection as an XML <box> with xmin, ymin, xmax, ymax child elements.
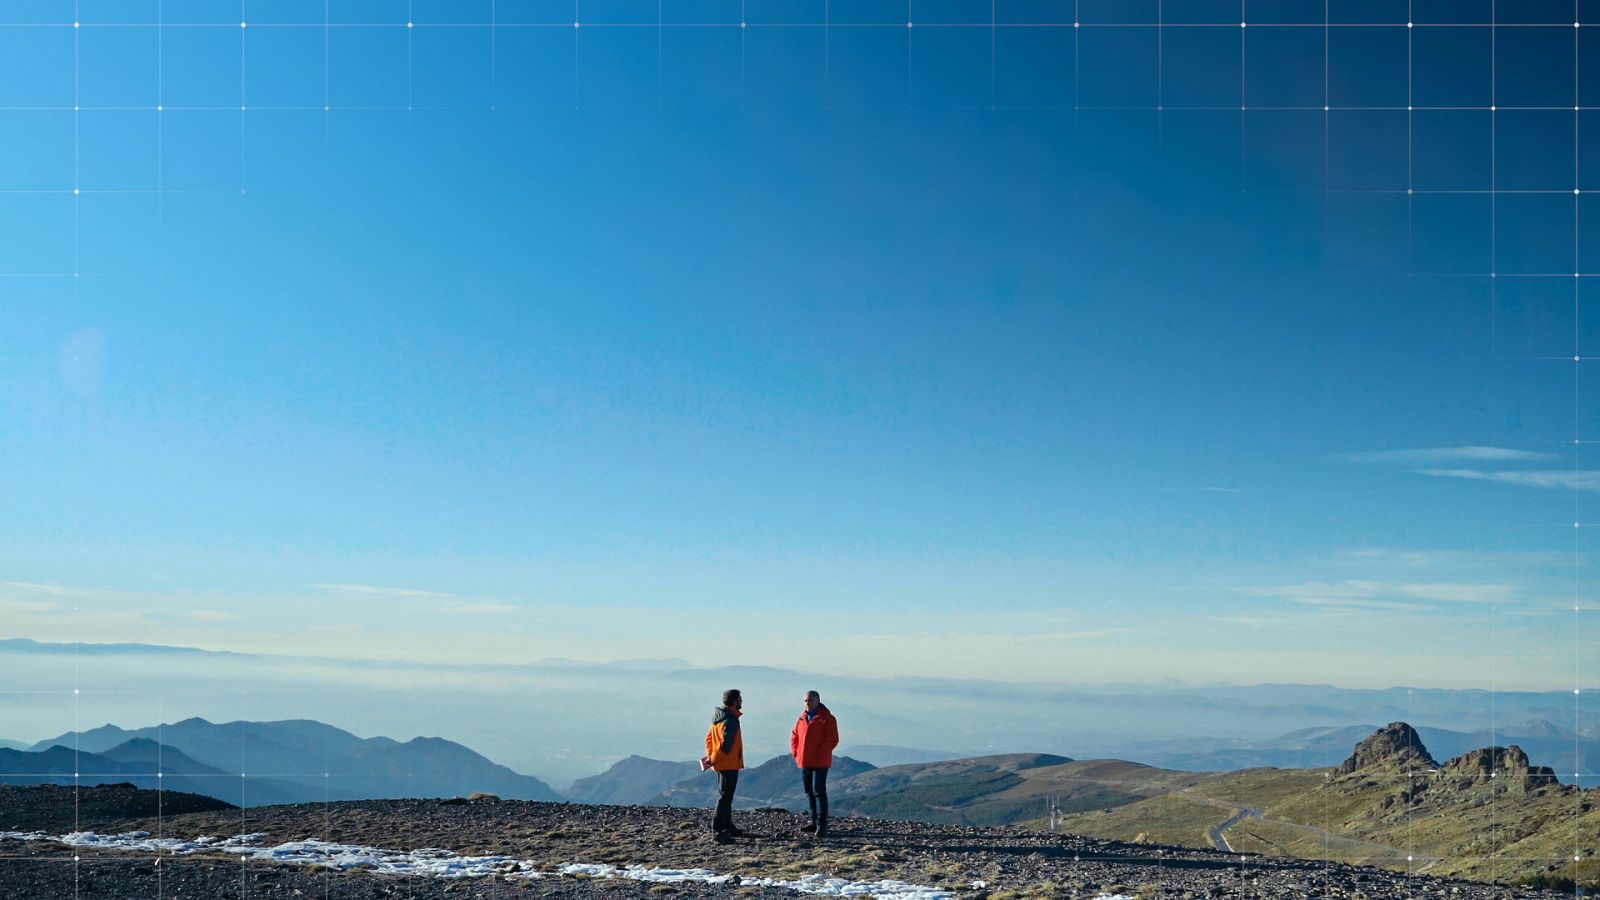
<box><xmin>1336</xmin><ymin>446</ymin><xmax>1557</xmax><ymax>464</ymax></box>
<box><xmin>1</xmin><ymin>581</ymin><xmax>69</xmax><ymax>595</ymax></box>
<box><xmin>1238</xmin><ymin>578</ymin><xmax>1517</xmax><ymax>610</ymax></box>
<box><xmin>1416</xmin><ymin>468</ymin><xmax>1600</xmax><ymax>493</ymax></box>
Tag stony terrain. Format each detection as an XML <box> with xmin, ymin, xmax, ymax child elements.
<box><xmin>0</xmin><ymin>785</ymin><xmax>1576</xmax><ymax>899</ymax></box>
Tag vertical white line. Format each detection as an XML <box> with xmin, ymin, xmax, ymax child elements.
<box><xmin>156</xmin><ymin>7</ymin><xmax>163</xmax><ymax>274</ymax></box>
<box><xmin>1156</xmin><ymin>0</ymin><xmax>1163</xmax><ymax>148</ymax></box>
<box><xmin>72</xmin><ymin>4</ymin><xmax>80</xmax><ymax>284</ymax></box>
<box><xmin>1407</xmin><ymin>0</ymin><xmax>1413</xmax><ymax>276</ymax></box>
<box><xmin>240</xmin><ymin>0</ymin><xmax>246</xmax><ymax>193</ymax></box>
<box><xmin>905</xmin><ymin>0</ymin><xmax>912</xmax><ymax>110</ymax></box>
<box><xmin>1574</xmin><ymin>5</ymin><xmax>1585</xmax><ymax>864</ymax></box>
<box><xmin>1239</xmin><ymin>0</ymin><xmax>1246</xmax><ymax>191</ymax></box>
<box><xmin>1489</xmin><ymin>0</ymin><xmax>1500</xmax><ymax>858</ymax></box>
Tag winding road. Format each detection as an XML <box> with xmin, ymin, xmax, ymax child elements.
<box><xmin>1180</xmin><ymin>791</ymin><xmax>1439</xmax><ymax>868</ymax></box>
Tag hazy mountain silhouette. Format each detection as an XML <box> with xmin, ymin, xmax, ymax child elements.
<box><xmin>31</xmin><ymin>718</ymin><xmax>559</xmax><ymax>805</ymax></box>
<box><xmin>566</xmin><ymin>755</ymin><xmax>700</xmax><ymax>806</ymax></box>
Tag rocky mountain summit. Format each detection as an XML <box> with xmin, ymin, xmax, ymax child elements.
<box><xmin>1331</xmin><ymin>722</ymin><xmax>1439</xmax><ymax>776</ymax></box>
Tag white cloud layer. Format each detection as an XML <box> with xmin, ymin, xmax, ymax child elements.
<box><xmin>1416</xmin><ymin>468</ymin><xmax>1600</xmax><ymax>493</ymax></box>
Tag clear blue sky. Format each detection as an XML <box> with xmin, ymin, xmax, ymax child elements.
<box><xmin>1</xmin><ymin>1</ymin><xmax>1595</xmax><ymax>689</ymax></box>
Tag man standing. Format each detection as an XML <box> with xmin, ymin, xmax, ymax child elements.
<box><xmin>789</xmin><ymin>690</ymin><xmax>839</xmax><ymax>837</ymax></box>
<box><xmin>704</xmin><ymin>689</ymin><xmax>745</xmax><ymax>843</ymax></box>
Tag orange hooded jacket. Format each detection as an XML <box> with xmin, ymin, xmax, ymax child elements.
<box><xmin>705</xmin><ymin>706</ymin><xmax>744</xmax><ymax>771</ymax></box>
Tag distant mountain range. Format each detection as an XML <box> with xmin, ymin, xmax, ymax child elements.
<box><xmin>565</xmin><ymin>755</ymin><xmax>700</xmax><ymax>806</ymax></box>
<box><xmin>1124</xmin><ymin>718</ymin><xmax>1600</xmax><ymax>775</ymax></box>
<box><xmin>10</xmin><ymin>717</ymin><xmax>558</xmax><ymax>806</ymax></box>
<box><xmin>7</xmin><ymin>637</ymin><xmax>1598</xmax><ymax>785</ymax></box>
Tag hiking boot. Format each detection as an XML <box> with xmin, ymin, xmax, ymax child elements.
<box><xmin>713</xmin><ymin>832</ymin><xmax>734</xmax><ymax>844</ymax></box>
<box><xmin>727</xmin><ymin>827</ymin><xmax>751</xmax><ymax>838</ymax></box>
<box><xmin>800</xmin><ymin>822</ymin><xmax>817</xmax><ymax>833</ymax></box>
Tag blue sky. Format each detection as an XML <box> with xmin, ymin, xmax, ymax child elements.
<box><xmin>2</xmin><ymin>2</ymin><xmax>1597</xmax><ymax>690</ymax></box>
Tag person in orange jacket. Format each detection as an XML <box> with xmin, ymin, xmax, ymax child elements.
<box><xmin>704</xmin><ymin>689</ymin><xmax>745</xmax><ymax>842</ymax></box>
<box><xmin>789</xmin><ymin>690</ymin><xmax>839</xmax><ymax>837</ymax></box>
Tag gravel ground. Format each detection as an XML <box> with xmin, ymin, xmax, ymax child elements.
<box><xmin>0</xmin><ymin>787</ymin><xmax>1572</xmax><ymax>899</ymax></box>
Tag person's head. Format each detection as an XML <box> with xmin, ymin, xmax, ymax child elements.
<box><xmin>803</xmin><ymin>690</ymin><xmax>820</xmax><ymax>712</ymax></box>
<box><xmin>723</xmin><ymin>689</ymin><xmax>742</xmax><ymax>710</ymax></box>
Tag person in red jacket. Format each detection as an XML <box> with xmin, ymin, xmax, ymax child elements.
<box><xmin>789</xmin><ymin>690</ymin><xmax>839</xmax><ymax>837</ymax></box>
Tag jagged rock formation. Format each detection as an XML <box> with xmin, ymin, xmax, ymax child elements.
<box><xmin>1332</xmin><ymin>721</ymin><xmax>1439</xmax><ymax>776</ymax></box>
<box><xmin>1437</xmin><ymin>745</ymin><xmax>1562</xmax><ymax>792</ymax></box>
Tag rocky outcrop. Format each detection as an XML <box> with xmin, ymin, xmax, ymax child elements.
<box><xmin>1438</xmin><ymin>746</ymin><xmax>1561</xmax><ymax>792</ymax></box>
<box><xmin>1333</xmin><ymin>722</ymin><xmax>1440</xmax><ymax>777</ymax></box>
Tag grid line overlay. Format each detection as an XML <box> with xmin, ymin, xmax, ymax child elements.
<box><xmin>0</xmin><ymin>0</ymin><xmax>1593</xmax><ymax>896</ymax></box>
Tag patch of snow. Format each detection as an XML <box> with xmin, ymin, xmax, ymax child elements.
<box><xmin>0</xmin><ymin>830</ymin><xmax>956</xmax><ymax>897</ymax></box>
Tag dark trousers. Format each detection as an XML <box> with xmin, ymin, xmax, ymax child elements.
<box><xmin>802</xmin><ymin>767</ymin><xmax>829</xmax><ymax>824</ymax></box>
<box><xmin>713</xmin><ymin>770</ymin><xmax>738</xmax><ymax>834</ymax></box>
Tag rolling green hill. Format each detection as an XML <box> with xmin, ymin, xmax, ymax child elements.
<box><xmin>1058</xmin><ymin>722</ymin><xmax>1600</xmax><ymax>891</ymax></box>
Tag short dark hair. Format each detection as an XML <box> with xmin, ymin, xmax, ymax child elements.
<box><xmin>806</xmin><ymin>690</ymin><xmax>820</xmax><ymax>701</ymax></box>
<box><xmin>723</xmin><ymin>689</ymin><xmax>742</xmax><ymax>706</ymax></box>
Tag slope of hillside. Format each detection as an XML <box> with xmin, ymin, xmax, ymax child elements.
<box><xmin>827</xmin><ymin>753</ymin><xmax>1207</xmax><ymax>826</ymax></box>
<box><xmin>1060</xmin><ymin>722</ymin><xmax>1600</xmax><ymax>890</ymax></box>
<box><xmin>566</xmin><ymin>755</ymin><xmax>700</xmax><ymax>805</ymax></box>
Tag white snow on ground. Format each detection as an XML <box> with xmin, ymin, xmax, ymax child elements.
<box><xmin>0</xmin><ymin>830</ymin><xmax>1129</xmax><ymax>899</ymax></box>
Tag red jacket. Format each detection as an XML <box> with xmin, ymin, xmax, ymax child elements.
<box><xmin>790</xmin><ymin>704</ymin><xmax>839</xmax><ymax>769</ymax></box>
